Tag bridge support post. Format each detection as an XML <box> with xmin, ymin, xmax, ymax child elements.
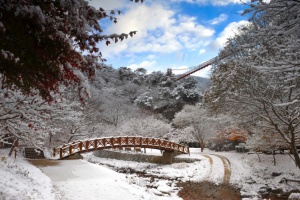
<box><xmin>162</xmin><ymin>151</ymin><xmax>174</xmax><ymax>164</ymax></box>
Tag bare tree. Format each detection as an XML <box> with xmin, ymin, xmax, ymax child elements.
<box><xmin>190</xmin><ymin>123</ymin><xmax>211</xmax><ymax>152</ymax></box>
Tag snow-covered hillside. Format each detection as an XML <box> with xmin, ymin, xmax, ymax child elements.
<box><xmin>92</xmin><ymin>65</ymin><xmax>210</xmax><ymax>121</ymax></box>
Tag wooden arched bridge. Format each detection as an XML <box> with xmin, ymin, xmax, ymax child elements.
<box><xmin>53</xmin><ymin>136</ymin><xmax>190</xmax><ymax>159</ymax></box>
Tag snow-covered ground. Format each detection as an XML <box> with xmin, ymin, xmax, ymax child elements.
<box><xmin>0</xmin><ymin>149</ymin><xmax>55</xmax><ymax>200</ymax></box>
<box><xmin>40</xmin><ymin>159</ymin><xmax>181</xmax><ymax>200</ymax></box>
<box><xmin>187</xmin><ymin>149</ymin><xmax>300</xmax><ymax>198</ymax></box>
<box><xmin>1</xmin><ymin>148</ymin><xmax>299</xmax><ymax>200</ymax></box>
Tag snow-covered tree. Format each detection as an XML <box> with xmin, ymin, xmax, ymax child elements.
<box><xmin>82</xmin><ymin>81</ymin><xmax>149</xmax><ymax>136</ymax></box>
<box><xmin>0</xmin><ymin>0</ymin><xmax>139</xmax><ymax>101</ymax></box>
<box><xmin>45</xmin><ymin>90</ymin><xmax>87</xmax><ymax>146</ymax></box>
<box><xmin>173</xmin><ymin>104</ymin><xmax>233</xmax><ymax>149</ymax></box>
<box><xmin>205</xmin><ymin>0</ymin><xmax>300</xmax><ymax>168</ymax></box>
<box><xmin>135</xmin><ymin>74</ymin><xmax>200</xmax><ymax>120</ymax></box>
<box><xmin>0</xmin><ymin>84</ymin><xmax>84</xmax><ymax>154</ymax></box>
<box><xmin>89</xmin><ymin>65</ymin><xmax>204</xmax><ymax>122</ymax></box>
<box><xmin>116</xmin><ymin>116</ymin><xmax>172</xmax><ymax>139</ymax></box>
<box><xmin>190</xmin><ymin>123</ymin><xmax>211</xmax><ymax>152</ymax></box>
<box><xmin>0</xmin><ymin>89</ymin><xmax>48</xmax><ymax>152</ymax></box>
<box><xmin>173</xmin><ymin>105</ymin><xmax>206</xmax><ymax>128</ymax></box>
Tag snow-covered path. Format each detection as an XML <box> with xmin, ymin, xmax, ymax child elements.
<box><xmin>201</xmin><ymin>154</ymin><xmax>227</xmax><ymax>183</ymax></box>
<box><xmin>178</xmin><ymin>149</ymin><xmax>230</xmax><ymax>184</ymax></box>
<box><xmin>38</xmin><ymin>160</ymin><xmax>150</xmax><ymax>200</ymax></box>
<box><xmin>210</xmin><ymin>154</ymin><xmax>231</xmax><ymax>183</ymax></box>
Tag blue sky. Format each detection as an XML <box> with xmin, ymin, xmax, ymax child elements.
<box><xmin>89</xmin><ymin>0</ymin><xmax>250</xmax><ymax>78</ymax></box>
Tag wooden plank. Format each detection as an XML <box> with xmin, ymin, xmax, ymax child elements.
<box><xmin>79</xmin><ymin>142</ymin><xmax>82</xmax><ymax>151</ymax></box>
<box><xmin>86</xmin><ymin>140</ymin><xmax>89</xmax><ymax>150</ymax></box>
<box><xmin>94</xmin><ymin>139</ymin><xmax>97</xmax><ymax>150</ymax></box>
<box><xmin>60</xmin><ymin>148</ymin><xmax>62</xmax><ymax>159</ymax></box>
<box><xmin>69</xmin><ymin>145</ymin><xmax>72</xmax><ymax>157</ymax></box>
<box><xmin>116</xmin><ymin>137</ymin><xmax>120</xmax><ymax>146</ymax></box>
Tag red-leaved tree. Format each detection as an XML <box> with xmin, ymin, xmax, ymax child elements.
<box><xmin>0</xmin><ymin>0</ymin><xmax>139</xmax><ymax>101</ymax></box>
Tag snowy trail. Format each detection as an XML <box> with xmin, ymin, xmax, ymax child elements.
<box><xmin>203</xmin><ymin>154</ymin><xmax>225</xmax><ymax>184</ymax></box>
<box><xmin>181</xmin><ymin>149</ymin><xmax>231</xmax><ymax>184</ymax></box>
<box><xmin>211</xmin><ymin>154</ymin><xmax>231</xmax><ymax>183</ymax></box>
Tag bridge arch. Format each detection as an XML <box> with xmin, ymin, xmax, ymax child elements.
<box><xmin>53</xmin><ymin>136</ymin><xmax>190</xmax><ymax>159</ymax></box>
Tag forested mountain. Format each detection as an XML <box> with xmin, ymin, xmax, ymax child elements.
<box><xmin>90</xmin><ymin>64</ymin><xmax>211</xmax><ymax>121</ymax></box>
<box><xmin>49</xmin><ymin>64</ymin><xmax>211</xmax><ymax>146</ymax></box>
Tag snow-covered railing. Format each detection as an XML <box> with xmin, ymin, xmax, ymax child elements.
<box><xmin>52</xmin><ymin>136</ymin><xmax>190</xmax><ymax>159</ymax></box>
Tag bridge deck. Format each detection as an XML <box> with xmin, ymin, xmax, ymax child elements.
<box><xmin>53</xmin><ymin>136</ymin><xmax>189</xmax><ymax>159</ymax></box>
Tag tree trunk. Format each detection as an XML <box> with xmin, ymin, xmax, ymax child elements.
<box><xmin>200</xmin><ymin>142</ymin><xmax>205</xmax><ymax>152</ymax></box>
<box><xmin>8</xmin><ymin>138</ymin><xmax>19</xmax><ymax>157</ymax></box>
<box><xmin>290</xmin><ymin>144</ymin><xmax>300</xmax><ymax>169</ymax></box>
<box><xmin>49</xmin><ymin>132</ymin><xmax>52</xmax><ymax>144</ymax></box>
<box><xmin>67</xmin><ymin>135</ymin><xmax>74</xmax><ymax>143</ymax></box>
<box><xmin>289</xmin><ymin>129</ymin><xmax>300</xmax><ymax>169</ymax></box>
<box><xmin>272</xmin><ymin>150</ymin><xmax>276</xmax><ymax>166</ymax></box>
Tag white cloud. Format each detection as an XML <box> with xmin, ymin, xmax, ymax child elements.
<box><xmin>209</xmin><ymin>20</ymin><xmax>250</xmax><ymax>50</ymax></box>
<box><xmin>127</xmin><ymin>60</ymin><xmax>157</xmax><ymax>71</ymax></box>
<box><xmin>198</xmin><ymin>49</ymin><xmax>206</xmax><ymax>55</ymax></box>
<box><xmin>176</xmin><ymin>15</ymin><xmax>213</xmax><ymax>37</ymax></box>
<box><xmin>209</xmin><ymin>14</ymin><xmax>228</xmax><ymax>25</ymax></box>
<box><xmin>106</xmin><ymin>4</ymin><xmax>176</xmax><ymax>36</ymax></box>
<box><xmin>88</xmin><ymin>0</ymin><xmax>128</xmax><ymax>10</ymax></box>
<box><xmin>192</xmin><ymin>65</ymin><xmax>212</xmax><ymax>78</ymax></box>
<box><xmin>146</xmin><ymin>54</ymin><xmax>157</xmax><ymax>60</ymax></box>
<box><xmin>100</xmin><ymin>3</ymin><xmax>214</xmax><ymax>58</ymax></box>
<box><xmin>170</xmin><ymin>0</ymin><xmax>249</xmax><ymax>6</ymax></box>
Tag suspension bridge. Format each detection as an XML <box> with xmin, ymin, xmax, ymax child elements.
<box><xmin>174</xmin><ymin>53</ymin><xmax>229</xmax><ymax>80</ymax></box>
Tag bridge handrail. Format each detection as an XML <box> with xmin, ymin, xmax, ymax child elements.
<box><xmin>52</xmin><ymin>136</ymin><xmax>189</xmax><ymax>159</ymax></box>
<box><xmin>53</xmin><ymin>140</ymin><xmax>82</xmax><ymax>149</ymax></box>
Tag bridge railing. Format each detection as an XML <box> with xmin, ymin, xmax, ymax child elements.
<box><xmin>53</xmin><ymin>136</ymin><xmax>190</xmax><ymax>159</ymax></box>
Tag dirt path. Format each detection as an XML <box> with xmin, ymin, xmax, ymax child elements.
<box><xmin>178</xmin><ymin>154</ymin><xmax>240</xmax><ymax>200</ymax></box>
<box><xmin>202</xmin><ymin>154</ymin><xmax>231</xmax><ymax>184</ymax></box>
<box><xmin>211</xmin><ymin>154</ymin><xmax>231</xmax><ymax>184</ymax></box>
<box><xmin>178</xmin><ymin>181</ymin><xmax>241</xmax><ymax>200</ymax></box>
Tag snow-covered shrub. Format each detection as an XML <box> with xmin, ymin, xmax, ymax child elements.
<box><xmin>116</xmin><ymin>116</ymin><xmax>172</xmax><ymax>138</ymax></box>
